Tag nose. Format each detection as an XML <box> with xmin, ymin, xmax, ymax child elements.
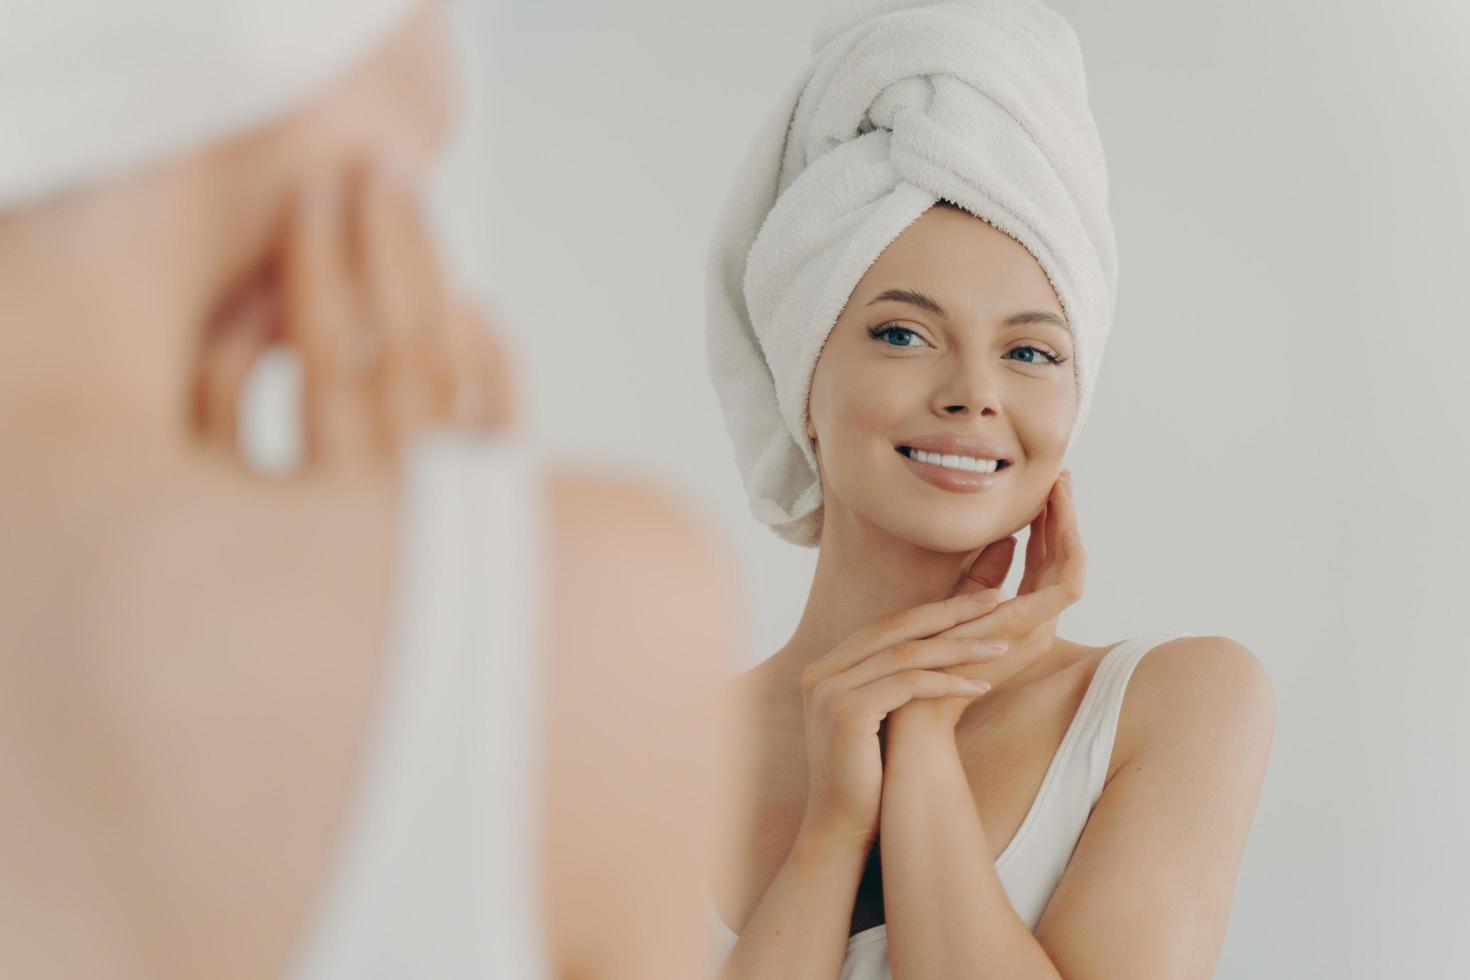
<box><xmin>931</xmin><ymin>356</ymin><xmax>1001</xmax><ymax>419</ymax></box>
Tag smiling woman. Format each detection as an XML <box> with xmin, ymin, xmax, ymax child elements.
<box><xmin>701</xmin><ymin>2</ymin><xmax>1273</xmax><ymax>979</ymax></box>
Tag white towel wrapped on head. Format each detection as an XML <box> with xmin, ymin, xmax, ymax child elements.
<box><xmin>706</xmin><ymin>0</ymin><xmax>1118</xmax><ymax>547</ymax></box>
<box><xmin>0</xmin><ymin>0</ymin><xmax>424</xmax><ymax>209</ymax></box>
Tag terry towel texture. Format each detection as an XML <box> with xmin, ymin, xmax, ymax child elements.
<box><xmin>706</xmin><ymin>0</ymin><xmax>1118</xmax><ymax>547</ymax></box>
<box><xmin>0</xmin><ymin>0</ymin><xmax>423</xmax><ymax>208</ymax></box>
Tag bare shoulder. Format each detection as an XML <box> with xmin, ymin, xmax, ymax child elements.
<box><xmin>544</xmin><ymin>462</ymin><xmax>736</xmax><ymax>581</ymax></box>
<box><xmin>540</xmin><ymin>462</ymin><xmax>742</xmax><ymax>688</ymax></box>
<box><xmin>1113</xmin><ymin>634</ymin><xmax>1277</xmax><ymax>782</ymax></box>
<box><xmin>1035</xmin><ymin>635</ymin><xmax>1277</xmax><ymax>975</ymax></box>
<box><xmin>539</xmin><ymin>462</ymin><xmax>745</xmax><ymax>979</ymax></box>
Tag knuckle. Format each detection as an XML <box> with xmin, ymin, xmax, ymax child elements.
<box><xmin>870</xmin><ymin>609</ymin><xmax>903</xmax><ymax>633</ymax></box>
<box><xmin>898</xmin><ymin>668</ymin><xmax>927</xmax><ymax>688</ymax></box>
<box><xmin>890</xmin><ymin>640</ymin><xmax>922</xmax><ymax>664</ymax></box>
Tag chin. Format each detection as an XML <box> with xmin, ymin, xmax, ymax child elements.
<box><xmin>874</xmin><ymin>510</ymin><xmax>1002</xmax><ymax>555</ymax></box>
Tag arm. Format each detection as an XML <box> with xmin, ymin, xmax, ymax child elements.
<box><xmin>715</xmin><ymin>825</ymin><xmax>871</xmax><ymax>980</ymax></box>
<box><xmin>880</xmin><ymin>712</ymin><xmax>1057</xmax><ymax>979</ymax></box>
<box><xmin>879</xmin><ymin>636</ymin><xmax>1276</xmax><ymax>979</ymax></box>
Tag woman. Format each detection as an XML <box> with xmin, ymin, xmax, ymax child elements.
<box><xmin>0</xmin><ymin>2</ymin><xmax>737</xmax><ymax>977</ymax></box>
<box><xmin>703</xmin><ymin>2</ymin><xmax>1275</xmax><ymax>978</ymax></box>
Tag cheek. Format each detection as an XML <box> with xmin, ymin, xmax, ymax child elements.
<box><xmin>1012</xmin><ymin>379</ymin><xmax>1076</xmax><ymax>460</ymax></box>
<box><xmin>810</xmin><ymin>354</ymin><xmax>911</xmax><ymax>446</ymax></box>
<box><xmin>808</xmin><ymin>359</ymin><xmax>919</xmax><ymax>502</ymax></box>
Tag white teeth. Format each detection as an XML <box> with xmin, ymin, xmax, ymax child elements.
<box><xmin>910</xmin><ymin>448</ymin><xmax>1000</xmax><ymax>474</ymax></box>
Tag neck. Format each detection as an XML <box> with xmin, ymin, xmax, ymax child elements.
<box><xmin>761</xmin><ymin>502</ymin><xmax>1064</xmax><ymax>719</ymax></box>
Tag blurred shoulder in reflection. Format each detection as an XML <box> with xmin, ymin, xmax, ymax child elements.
<box><xmin>0</xmin><ymin>1</ymin><xmax>740</xmax><ymax>978</ymax></box>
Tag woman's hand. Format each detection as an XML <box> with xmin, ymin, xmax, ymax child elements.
<box><xmin>886</xmin><ymin>469</ymin><xmax>1086</xmax><ymax>734</ymax></box>
<box><xmin>191</xmin><ymin>157</ymin><xmax>519</xmax><ymax>472</ymax></box>
<box><xmin>795</xmin><ymin>593</ymin><xmax>1013</xmax><ymax>852</ymax></box>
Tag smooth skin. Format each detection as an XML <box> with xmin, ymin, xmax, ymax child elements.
<box><xmin>709</xmin><ymin>202</ymin><xmax>1276</xmax><ymax>979</ymax></box>
<box><xmin>0</xmin><ymin>3</ymin><xmax>738</xmax><ymax>979</ymax></box>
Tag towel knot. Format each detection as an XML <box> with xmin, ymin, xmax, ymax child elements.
<box><xmin>865</xmin><ymin>75</ymin><xmax>932</xmax><ymax>133</ymax></box>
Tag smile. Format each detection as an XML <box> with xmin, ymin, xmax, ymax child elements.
<box><xmin>897</xmin><ymin>446</ymin><xmax>1009</xmax><ymax>474</ymax></box>
<box><xmin>895</xmin><ymin>446</ymin><xmax>1010</xmax><ymax>493</ymax></box>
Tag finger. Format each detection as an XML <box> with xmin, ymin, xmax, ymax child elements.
<box><xmin>806</xmin><ymin>590</ymin><xmax>1007</xmax><ymax>688</ymax></box>
<box><xmin>1059</xmin><ymin>522</ymin><xmax>1086</xmax><ymax>602</ymax></box>
<box><xmin>1043</xmin><ymin>477</ymin><xmax>1064</xmax><ymax>562</ymax></box>
<box><xmin>828</xmin><ymin>635</ymin><xmax>1009</xmax><ymax>693</ymax></box>
<box><xmin>447</xmin><ymin>300</ymin><xmax>520</xmax><ymax>434</ymax></box>
<box><xmin>194</xmin><ymin>279</ymin><xmax>277</xmax><ymax>453</ymax></box>
<box><xmin>844</xmin><ymin>669</ymin><xmax>992</xmax><ymax>722</ymax></box>
<box><xmin>968</xmin><ymin>578</ymin><xmax>1078</xmax><ymax>640</ymax></box>
<box><xmin>957</xmin><ymin>535</ymin><xmax>1016</xmax><ymax>596</ymax></box>
<box><xmin>1048</xmin><ymin>469</ymin><xmax>1080</xmax><ymax>563</ymax></box>
<box><xmin>358</xmin><ymin>161</ymin><xmax>453</xmax><ymax>449</ymax></box>
<box><xmin>283</xmin><ymin>175</ymin><xmax>381</xmax><ymax>466</ymax></box>
<box><xmin>1019</xmin><ymin>491</ymin><xmax>1051</xmax><ymax>594</ymax></box>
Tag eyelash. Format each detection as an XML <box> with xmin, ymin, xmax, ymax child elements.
<box><xmin>866</xmin><ymin>323</ymin><xmax>1068</xmax><ymax>366</ymax></box>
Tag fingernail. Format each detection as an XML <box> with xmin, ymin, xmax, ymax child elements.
<box><xmin>962</xmin><ymin>680</ymin><xmax>992</xmax><ymax>694</ymax></box>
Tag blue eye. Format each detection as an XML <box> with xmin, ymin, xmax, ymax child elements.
<box><xmin>1006</xmin><ymin>344</ymin><xmax>1065</xmax><ymax>366</ymax></box>
<box><xmin>868</xmin><ymin>323</ymin><xmax>1067</xmax><ymax>366</ymax></box>
<box><xmin>867</xmin><ymin>324</ymin><xmax>930</xmax><ymax>348</ymax></box>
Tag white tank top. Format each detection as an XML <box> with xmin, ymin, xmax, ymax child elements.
<box><xmin>708</xmin><ymin>630</ymin><xmax>1195</xmax><ymax>979</ymax></box>
<box><xmin>285</xmin><ymin>432</ymin><xmax>552</xmax><ymax>979</ymax></box>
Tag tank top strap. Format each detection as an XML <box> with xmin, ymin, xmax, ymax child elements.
<box><xmin>1077</xmin><ymin>631</ymin><xmax>1197</xmax><ymax>807</ymax></box>
<box><xmin>289</xmin><ymin>430</ymin><xmax>551</xmax><ymax>979</ymax></box>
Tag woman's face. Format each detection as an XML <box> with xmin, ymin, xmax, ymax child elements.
<box><xmin>805</xmin><ymin>204</ymin><xmax>1077</xmax><ymax>552</ymax></box>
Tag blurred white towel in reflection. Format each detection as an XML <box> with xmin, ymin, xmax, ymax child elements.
<box><xmin>706</xmin><ymin>0</ymin><xmax>1118</xmax><ymax>547</ymax></box>
<box><xmin>288</xmin><ymin>434</ymin><xmax>551</xmax><ymax>980</ymax></box>
<box><xmin>0</xmin><ymin>0</ymin><xmax>416</xmax><ymax>207</ymax></box>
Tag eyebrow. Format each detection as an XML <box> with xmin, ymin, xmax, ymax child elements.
<box><xmin>866</xmin><ymin>287</ymin><xmax>1070</xmax><ymax>331</ymax></box>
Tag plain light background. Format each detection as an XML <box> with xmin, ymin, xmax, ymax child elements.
<box><xmin>251</xmin><ymin>0</ymin><xmax>1470</xmax><ymax>975</ymax></box>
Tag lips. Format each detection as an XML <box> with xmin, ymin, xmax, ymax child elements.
<box><xmin>897</xmin><ymin>446</ymin><xmax>1009</xmax><ymax>493</ymax></box>
<box><xmin>896</xmin><ymin>446</ymin><xmax>1011</xmax><ymax>470</ymax></box>
<box><xmin>893</xmin><ymin>433</ymin><xmax>1013</xmax><ymax>467</ymax></box>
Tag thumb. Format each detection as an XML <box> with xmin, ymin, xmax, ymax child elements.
<box><xmin>955</xmin><ymin>535</ymin><xmax>1017</xmax><ymax>597</ymax></box>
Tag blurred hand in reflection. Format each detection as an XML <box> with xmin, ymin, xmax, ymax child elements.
<box><xmin>191</xmin><ymin>157</ymin><xmax>519</xmax><ymax>469</ymax></box>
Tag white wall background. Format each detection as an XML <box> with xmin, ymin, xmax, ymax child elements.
<box><xmin>419</xmin><ymin>0</ymin><xmax>1470</xmax><ymax>974</ymax></box>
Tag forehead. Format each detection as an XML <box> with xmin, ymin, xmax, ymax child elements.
<box><xmin>853</xmin><ymin>205</ymin><xmax>1064</xmax><ymax>320</ymax></box>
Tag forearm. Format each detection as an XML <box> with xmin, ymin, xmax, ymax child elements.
<box><xmin>879</xmin><ymin>719</ymin><xmax>1062</xmax><ymax>980</ymax></box>
<box><xmin>716</xmin><ymin>825</ymin><xmax>870</xmax><ymax>980</ymax></box>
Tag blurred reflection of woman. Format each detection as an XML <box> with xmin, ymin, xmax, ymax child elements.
<box><xmin>0</xmin><ymin>2</ymin><xmax>739</xmax><ymax>978</ymax></box>
<box><xmin>704</xmin><ymin>2</ymin><xmax>1275</xmax><ymax>978</ymax></box>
